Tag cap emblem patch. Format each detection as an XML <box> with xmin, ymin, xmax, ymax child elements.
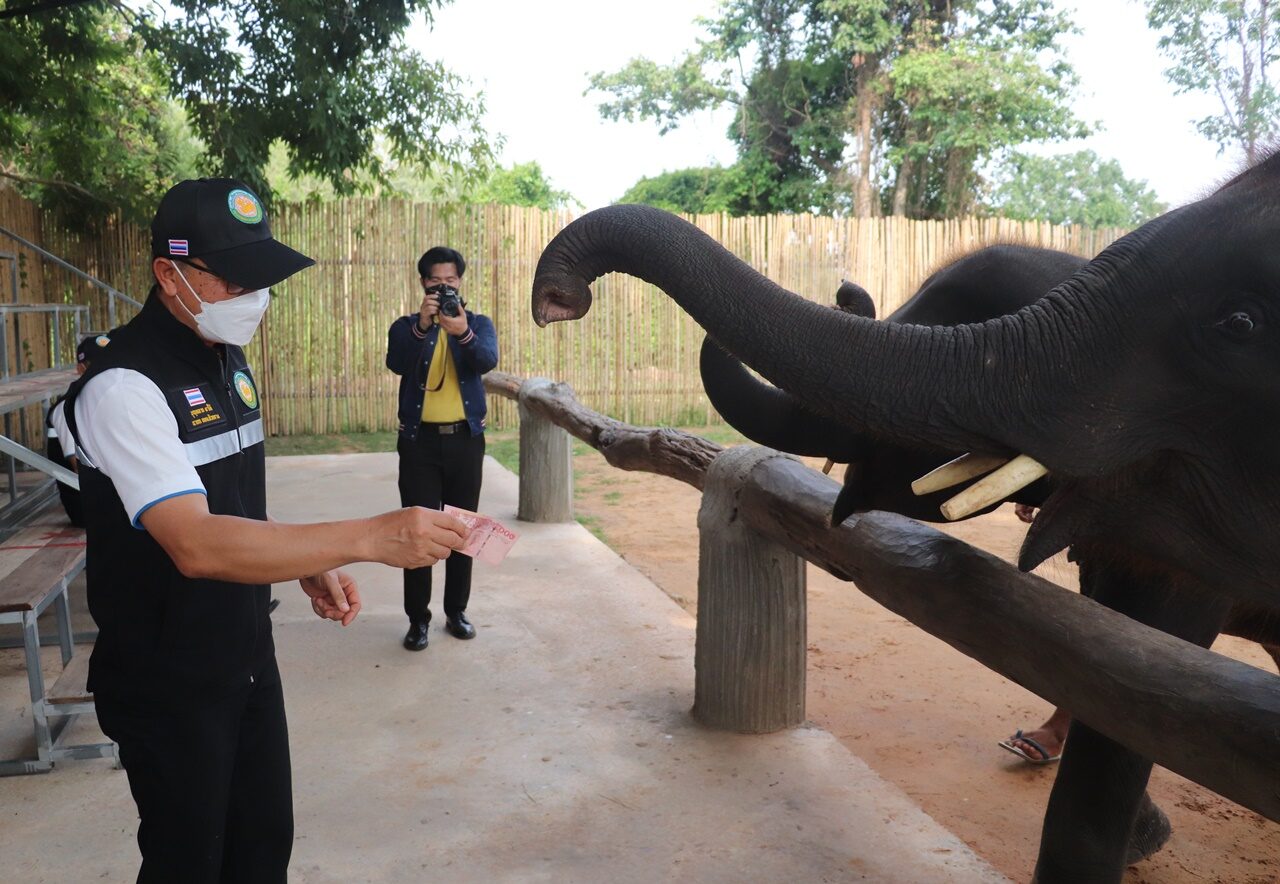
<box><xmin>228</xmin><ymin>189</ymin><xmax>264</xmax><ymax>224</ymax></box>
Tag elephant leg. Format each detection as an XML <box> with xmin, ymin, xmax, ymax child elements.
<box><xmin>1032</xmin><ymin>562</ymin><xmax>1230</xmax><ymax>884</ymax></box>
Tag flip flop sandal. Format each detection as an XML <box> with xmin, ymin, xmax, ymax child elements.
<box><xmin>997</xmin><ymin>729</ymin><xmax>1061</xmax><ymax>765</ymax></box>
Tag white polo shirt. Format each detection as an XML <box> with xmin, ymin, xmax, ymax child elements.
<box><xmin>73</xmin><ymin>368</ymin><xmax>207</xmax><ymax>528</ymax></box>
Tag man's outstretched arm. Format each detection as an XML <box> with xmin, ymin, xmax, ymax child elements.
<box><xmin>141</xmin><ymin>494</ymin><xmax>466</xmax><ymax>586</ymax></box>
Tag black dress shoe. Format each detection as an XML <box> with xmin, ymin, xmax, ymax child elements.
<box><xmin>403</xmin><ymin>621</ymin><xmax>429</xmax><ymax>651</ymax></box>
<box><xmin>444</xmin><ymin>612</ymin><xmax>476</xmax><ymax>640</ymax></box>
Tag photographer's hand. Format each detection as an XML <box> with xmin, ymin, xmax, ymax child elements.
<box><xmin>418</xmin><ymin>291</ymin><xmax>440</xmax><ymax>331</ymax></box>
<box><xmin>438</xmin><ymin>309</ymin><xmax>469</xmax><ymax>337</ymax></box>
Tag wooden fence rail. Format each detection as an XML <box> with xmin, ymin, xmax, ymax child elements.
<box><xmin>482</xmin><ymin>369</ymin><xmax>1280</xmax><ymax>823</ymax></box>
<box><xmin>0</xmin><ymin>190</ymin><xmax>1127</xmax><ymax>435</ymax></box>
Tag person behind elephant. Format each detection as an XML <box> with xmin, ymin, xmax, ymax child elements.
<box><xmin>1000</xmin><ymin>503</ymin><xmax>1280</xmax><ymax>765</ymax></box>
<box><xmin>387</xmin><ymin>246</ymin><xmax>499</xmax><ymax>651</ymax></box>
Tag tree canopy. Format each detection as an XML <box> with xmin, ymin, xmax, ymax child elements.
<box><xmin>617</xmin><ymin>167</ymin><xmax>736</xmax><ymax>214</ymax></box>
<box><xmin>591</xmin><ymin>0</ymin><xmax>1090</xmax><ymax>218</ymax></box>
<box><xmin>0</xmin><ymin>0</ymin><xmax>493</xmax><ymax>223</ymax></box>
<box><xmin>470</xmin><ymin>161</ymin><xmax>578</xmax><ymax>209</ymax></box>
<box><xmin>0</xmin><ymin>5</ymin><xmax>203</xmax><ymax>222</ymax></box>
<box><xmin>984</xmin><ymin>151</ymin><xmax>1167</xmax><ymax>227</ymax></box>
<box><xmin>1144</xmin><ymin>0</ymin><xmax>1280</xmax><ymax>163</ymax></box>
<box><xmin>268</xmin><ymin>153</ymin><xmax>577</xmax><ymax>210</ymax></box>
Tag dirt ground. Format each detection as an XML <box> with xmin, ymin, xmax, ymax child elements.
<box><xmin>569</xmin><ymin>448</ymin><xmax>1280</xmax><ymax>884</ymax></box>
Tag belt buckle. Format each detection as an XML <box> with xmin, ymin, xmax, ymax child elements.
<box><xmin>439</xmin><ymin>423</ymin><xmax>457</xmax><ymax>435</ymax></box>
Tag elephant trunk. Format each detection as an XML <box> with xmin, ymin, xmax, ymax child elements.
<box><xmin>699</xmin><ymin>337</ymin><xmax>863</xmax><ymax>460</ymax></box>
<box><xmin>532</xmin><ymin>205</ymin><xmax>1138</xmax><ymax>479</ymax></box>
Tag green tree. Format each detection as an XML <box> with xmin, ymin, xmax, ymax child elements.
<box><xmin>617</xmin><ymin>167</ymin><xmax>736</xmax><ymax>213</ymax></box>
<box><xmin>590</xmin><ymin>0</ymin><xmax>1088</xmax><ymax>218</ymax></box>
<box><xmin>883</xmin><ymin>25</ymin><xmax>1090</xmax><ymax>216</ymax></box>
<box><xmin>140</xmin><ymin>0</ymin><xmax>493</xmax><ymax>200</ymax></box>
<box><xmin>1</xmin><ymin>0</ymin><xmax>493</xmax><ymax>219</ymax></box>
<box><xmin>984</xmin><ymin>150</ymin><xmax>1166</xmax><ymax>227</ymax></box>
<box><xmin>1145</xmin><ymin>0</ymin><xmax>1280</xmax><ymax>163</ymax></box>
<box><xmin>0</xmin><ymin>5</ymin><xmax>203</xmax><ymax>224</ymax></box>
<box><xmin>470</xmin><ymin>162</ymin><xmax>578</xmax><ymax>209</ymax></box>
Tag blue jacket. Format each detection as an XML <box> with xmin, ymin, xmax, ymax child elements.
<box><xmin>386</xmin><ymin>309</ymin><xmax>499</xmax><ymax>440</ymax></box>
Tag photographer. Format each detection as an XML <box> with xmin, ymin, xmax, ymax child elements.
<box><xmin>386</xmin><ymin>246</ymin><xmax>499</xmax><ymax>651</ymax></box>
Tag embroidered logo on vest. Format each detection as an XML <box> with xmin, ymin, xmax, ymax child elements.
<box><xmin>233</xmin><ymin>370</ymin><xmax>259</xmax><ymax>409</ymax></box>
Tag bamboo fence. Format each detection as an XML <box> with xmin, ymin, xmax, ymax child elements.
<box><xmin>0</xmin><ymin>191</ymin><xmax>1126</xmax><ymax>435</ymax></box>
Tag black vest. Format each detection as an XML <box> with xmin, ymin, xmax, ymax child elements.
<box><xmin>64</xmin><ymin>294</ymin><xmax>272</xmax><ymax>699</ymax></box>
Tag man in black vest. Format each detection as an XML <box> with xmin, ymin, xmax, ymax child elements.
<box><xmin>64</xmin><ymin>178</ymin><xmax>468</xmax><ymax>884</ymax></box>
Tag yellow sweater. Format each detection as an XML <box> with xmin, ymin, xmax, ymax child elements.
<box><xmin>420</xmin><ymin>330</ymin><xmax>466</xmax><ymax>422</ymax></box>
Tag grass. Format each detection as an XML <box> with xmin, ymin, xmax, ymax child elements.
<box><xmin>264</xmin><ymin>431</ymin><xmax>397</xmax><ymax>456</ymax></box>
<box><xmin>259</xmin><ymin>424</ymin><xmax>734</xmax><ymax>550</ymax></box>
<box><xmin>263</xmin><ymin>425</ymin><xmax>741</xmax><ymax>458</ymax></box>
<box><xmin>575</xmin><ymin>513</ymin><xmax>608</xmax><ymax>543</ymax></box>
<box><xmin>484</xmin><ymin>430</ymin><xmax>520</xmax><ymax>473</ymax></box>
<box><xmin>265</xmin><ymin>429</ymin><xmax>524</xmax><ymax>467</ymax></box>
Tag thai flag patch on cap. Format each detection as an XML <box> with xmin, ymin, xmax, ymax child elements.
<box><xmin>183</xmin><ymin>387</ymin><xmax>206</xmax><ymax>407</ymax></box>
<box><xmin>169</xmin><ymin>239</ymin><xmax>189</xmax><ymax>256</ymax></box>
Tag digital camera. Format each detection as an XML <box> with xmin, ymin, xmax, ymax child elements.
<box><xmin>425</xmin><ymin>283</ymin><xmax>463</xmax><ymax>318</ymax></box>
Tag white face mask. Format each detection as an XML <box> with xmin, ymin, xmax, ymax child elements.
<box><xmin>169</xmin><ymin>260</ymin><xmax>270</xmax><ymax>346</ymax></box>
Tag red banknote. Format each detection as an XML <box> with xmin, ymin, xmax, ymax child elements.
<box><xmin>443</xmin><ymin>505</ymin><xmax>520</xmax><ymax>565</ymax></box>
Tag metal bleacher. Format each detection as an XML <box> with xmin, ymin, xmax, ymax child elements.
<box><xmin>0</xmin><ymin>227</ymin><xmax>140</xmax><ymax>774</ymax></box>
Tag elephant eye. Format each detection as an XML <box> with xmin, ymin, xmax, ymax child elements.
<box><xmin>1214</xmin><ymin>310</ymin><xmax>1259</xmax><ymax>339</ymax></box>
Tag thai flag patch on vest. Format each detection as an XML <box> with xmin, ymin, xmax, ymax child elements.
<box><xmin>183</xmin><ymin>387</ymin><xmax>206</xmax><ymax>407</ymax></box>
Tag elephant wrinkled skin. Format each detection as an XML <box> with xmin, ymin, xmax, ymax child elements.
<box><xmin>530</xmin><ymin>155</ymin><xmax>1280</xmax><ymax>883</ymax></box>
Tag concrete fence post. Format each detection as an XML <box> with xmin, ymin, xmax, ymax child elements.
<box><xmin>517</xmin><ymin>377</ymin><xmax>574</xmax><ymax>523</ymax></box>
<box><xmin>693</xmin><ymin>446</ymin><xmax>806</xmax><ymax>733</ymax></box>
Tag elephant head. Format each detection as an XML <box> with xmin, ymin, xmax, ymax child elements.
<box><xmin>532</xmin><ymin>160</ymin><xmax>1280</xmax><ymax>611</ymax></box>
<box><xmin>699</xmin><ymin>245</ymin><xmax>1084</xmax><ymax>523</ymax></box>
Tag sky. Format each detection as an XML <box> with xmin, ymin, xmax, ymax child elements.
<box><xmin>409</xmin><ymin>0</ymin><xmax>1242</xmax><ymax>211</ymax></box>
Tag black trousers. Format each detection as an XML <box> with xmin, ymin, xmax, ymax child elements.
<box><xmin>95</xmin><ymin>659</ymin><xmax>293</xmax><ymax>884</ymax></box>
<box><xmin>397</xmin><ymin>425</ymin><xmax>485</xmax><ymax>623</ymax></box>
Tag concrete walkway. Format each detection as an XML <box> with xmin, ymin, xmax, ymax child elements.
<box><xmin>1</xmin><ymin>453</ymin><xmax>1006</xmax><ymax>883</ymax></box>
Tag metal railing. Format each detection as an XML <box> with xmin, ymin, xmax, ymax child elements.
<box><xmin>0</xmin><ymin>303</ymin><xmax>89</xmax><ymax>381</ymax></box>
<box><xmin>0</xmin><ymin>224</ymin><xmax>142</xmax><ymax>328</ymax></box>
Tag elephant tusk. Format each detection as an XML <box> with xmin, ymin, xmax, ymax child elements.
<box><xmin>822</xmin><ymin>459</ymin><xmax>835</xmax><ymax>475</ymax></box>
<box><xmin>911</xmin><ymin>453</ymin><xmax>1009</xmax><ymax>496</ymax></box>
<box><xmin>939</xmin><ymin>454</ymin><xmax>1049</xmax><ymax>521</ymax></box>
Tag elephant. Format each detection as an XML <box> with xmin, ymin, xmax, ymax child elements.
<box><xmin>700</xmin><ymin>245</ymin><xmax>1280</xmax><ymax>774</ymax></box>
<box><xmin>529</xmin><ymin>152</ymin><xmax>1280</xmax><ymax>884</ymax></box>
<box><xmin>698</xmin><ymin>244</ymin><xmax>1078</xmax><ymax>524</ymax></box>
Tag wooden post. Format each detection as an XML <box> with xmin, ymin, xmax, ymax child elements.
<box><xmin>693</xmin><ymin>446</ymin><xmax>806</xmax><ymax>733</ymax></box>
<box><xmin>517</xmin><ymin>377</ymin><xmax>573</xmax><ymax>522</ymax></box>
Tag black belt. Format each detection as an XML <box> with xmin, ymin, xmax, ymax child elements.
<box><xmin>419</xmin><ymin>420</ymin><xmax>470</xmax><ymax>435</ymax></box>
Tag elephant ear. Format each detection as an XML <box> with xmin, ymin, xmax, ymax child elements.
<box><xmin>700</xmin><ymin>337</ymin><xmax>862</xmax><ymax>460</ymax></box>
<box><xmin>835</xmin><ymin>280</ymin><xmax>876</xmax><ymax>318</ymax></box>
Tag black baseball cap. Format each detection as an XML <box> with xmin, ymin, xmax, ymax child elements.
<box><xmin>76</xmin><ymin>333</ymin><xmax>110</xmax><ymax>364</ymax></box>
<box><xmin>150</xmin><ymin>178</ymin><xmax>314</xmax><ymax>289</ymax></box>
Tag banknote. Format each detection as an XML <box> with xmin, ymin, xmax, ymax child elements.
<box><xmin>443</xmin><ymin>505</ymin><xmax>520</xmax><ymax>565</ymax></box>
